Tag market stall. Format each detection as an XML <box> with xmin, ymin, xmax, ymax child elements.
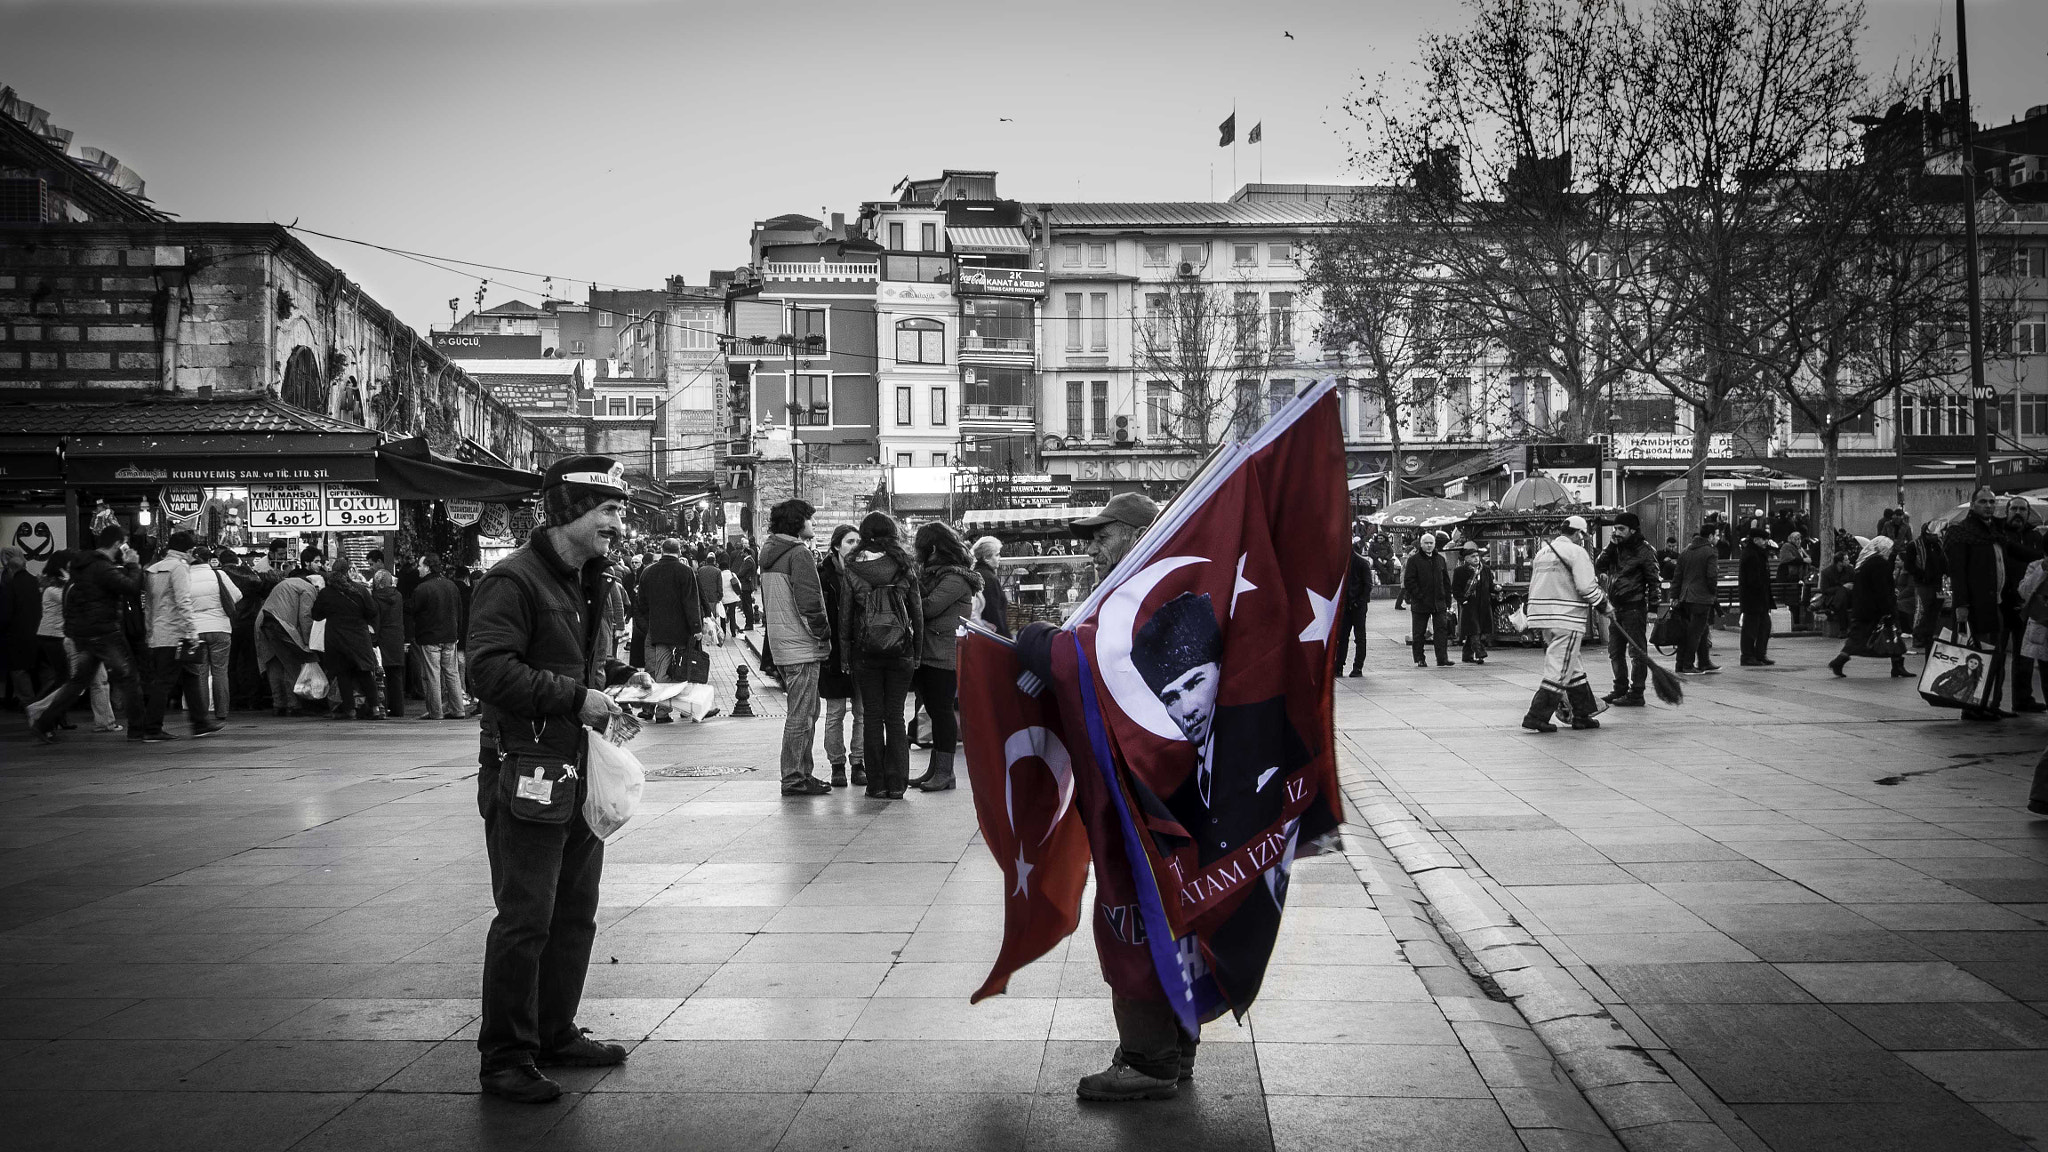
<box><xmin>1461</xmin><ymin>494</ymin><xmax>1627</xmax><ymax>647</ymax></box>
<box><xmin>959</xmin><ymin>505</ymin><xmax>1101</xmax><ymax>630</ymax></box>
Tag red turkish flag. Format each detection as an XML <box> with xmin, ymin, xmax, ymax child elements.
<box><xmin>1066</xmin><ymin>383</ymin><xmax>1350</xmax><ymax>1014</ymax></box>
<box><xmin>960</xmin><ymin>627</ymin><xmax>1090</xmax><ymax>1003</ymax></box>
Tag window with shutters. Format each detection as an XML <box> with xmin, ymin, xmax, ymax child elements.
<box><xmin>895</xmin><ymin>387</ymin><xmax>912</xmax><ymax>426</ymax></box>
<box><xmin>1067</xmin><ymin>381</ymin><xmax>1084</xmax><ymax>438</ymax></box>
<box><xmin>1090</xmin><ymin>380</ymin><xmax>1108</xmax><ymax>436</ymax></box>
<box><xmin>930</xmin><ymin>387</ymin><xmax>948</xmax><ymax>426</ymax></box>
<box><xmin>1065</xmin><ymin>293</ymin><xmax>1083</xmax><ymax>352</ymax></box>
<box><xmin>1089</xmin><ymin>293</ymin><xmax>1108</xmax><ymax>351</ymax></box>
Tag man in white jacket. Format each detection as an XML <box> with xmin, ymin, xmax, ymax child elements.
<box><xmin>1521</xmin><ymin>515</ymin><xmax>1613</xmax><ymax>734</ymax></box>
<box><xmin>140</xmin><ymin>530</ymin><xmax>223</xmax><ymax>740</ymax></box>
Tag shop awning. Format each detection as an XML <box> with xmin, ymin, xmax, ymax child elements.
<box><xmin>0</xmin><ymin>397</ymin><xmax>381</xmax><ymax>484</ymax></box>
<box><xmin>374</xmin><ymin>437</ymin><xmax>541</xmax><ymax>502</ymax></box>
<box><xmin>946</xmin><ymin>226</ymin><xmax>1031</xmax><ymax>254</ymax></box>
<box><xmin>961</xmin><ymin>506</ymin><xmax>1102</xmax><ymax>532</ymax></box>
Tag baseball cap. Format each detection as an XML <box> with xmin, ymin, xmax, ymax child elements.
<box><xmin>1070</xmin><ymin>492</ymin><xmax>1160</xmax><ymax>536</ymax></box>
<box><xmin>1564</xmin><ymin>515</ymin><xmax>1589</xmax><ymax>532</ymax></box>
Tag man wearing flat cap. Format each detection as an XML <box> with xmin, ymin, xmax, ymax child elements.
<box><xmin>1070</xmin><ymin>492</ymin><xmax>1160</xmax><ymax>582</ymax></box>
<box><xmin>467</xmin><ymin>455</ymin><xmax>652</xmax><ymax>1103</ymax></box>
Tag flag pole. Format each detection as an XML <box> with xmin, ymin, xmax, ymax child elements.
<box><xmin>1231</xmin><ymin>102</ymin><xmax>1238</xmax><ymax>194</ymax></box>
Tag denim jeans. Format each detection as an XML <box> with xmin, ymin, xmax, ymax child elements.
<box><xmin>778</xmin><ymin>660</ymin><xmax>823</xmax><ymax>786</ymax></box>
<box><xmin>476</xmin><ymin>746</ymin><xmax>603</xmax><ymax>1073</ymax></box>
<box><xmin>823</xmin><ymin>692</ymin><xmax>865</xmax><ymax>768</ymax></box>
<box><xmin>200</xmin><ymin>632</ymin><xmax>232</xmax><ymax>720</ymax></box>
<box><xmin>419</xmin><ymin>642</ymin><xmax>467</xmax><ymax>718</ymax></box>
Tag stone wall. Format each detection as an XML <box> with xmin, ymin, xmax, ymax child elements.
<box><xmin>753</xmin><ymin>460</ymin><xmax>886</xmax><ymax>530</ymax></box>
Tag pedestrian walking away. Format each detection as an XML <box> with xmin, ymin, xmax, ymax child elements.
<box><xmin>635</xmin><ymin>538</ymin><xmax>704</xmax><ymax>722</ymax></box>
<box><xmin>1738</xmin><ymin>525</ymin><xmax>1777</xmax><ymax>666</ymax></box>
<box><xmin>467</xmin><ymin>456</ymin><xmax>652</xmax><ymax>1104</ymax></box>
<box><xmin>1401</xmin><ymin>533</ymin><xmax>1454</xmax><ymax>668</ymax></box>
<box><xmin>908</xmin><ymin>521</ymin><xmax>980</xmax><ymax>792</ymax></box>
<box><xmin>819</xmin><ymin>524</ymin><xmax>867</xmax><ymax>789</ymax></box>
<box><xmin>3</xmin><ymin>544</ymin><xmax>46</xmax><ymax>707</ymax></box>
<box><xmin>838</xmin><ymin>512</ymin><xmax>924</xmax><ymax>799</ymax></box>
<box><xmin>367</xmin><ymin>549</ymin><xmax>407</xmax><ymax>718</ymax></box>
<box><xmin>760</xmin><ymin>499</ymin><xmax>835</xmax><ymax>796</ymax></box>
<box><xmin>1830</xmin><ymin>535</ymin><xmax>1911</xmax><ymax>679</ymax></box>
<box><xmin>1596</xmin><ymin>511</ymin><xmax>1661</xmax><ymax>705</ymax></box>
<box><xmin>1451</xmin><ymin>543</ymin><xmax>1494</xmax><ymax>665</ymax></box>
<box><xmin>186</xmin><ymin>547</ymin><xmax>241</xmax><ymax>723</ymax></box>
<box><xmin>1521</xmin><ymin>515</ymin><xmax>1612</xmax><ymax>733</ymax></box>
<box><xmin>1333</xmin><ymin>537</ymin><xmax>1373</xmax><ymax>676</ymax></box>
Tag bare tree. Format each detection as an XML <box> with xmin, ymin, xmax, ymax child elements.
<box><xmin>1129</xmin><ymin>275</ymin><xmax>1276</xmax><ymax>453</ymax></box>
<box><xmin>1305</xmin><ymin>189</ymin><xmax>1468</xmax><ymax>505</ymax></box>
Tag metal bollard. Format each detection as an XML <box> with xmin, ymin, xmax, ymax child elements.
<box><xmin>731</xmin><ymin>664</ymin><xmax>755</xmax><ymax>717</ymax></box>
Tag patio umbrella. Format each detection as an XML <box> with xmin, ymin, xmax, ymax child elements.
<box><xmin>1364</xmin><ymin>496</ymin><xmax>1478</xmax><ymax>529</ymax></box>
<box><xmin>1497</xmin><ymin>475</ymin><xmax>1573</xmax><ymax>512</ymax></box>
<box><xmin>1925</xmin><ymin>488</ymin><xmax>2048</xmax><ymax>534</ymax></box>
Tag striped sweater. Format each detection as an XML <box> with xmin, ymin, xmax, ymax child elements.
<box><xmin>1525</xmin><ymin>534</ymin><xmax>1606</xmax><ymax>630</ymax></box>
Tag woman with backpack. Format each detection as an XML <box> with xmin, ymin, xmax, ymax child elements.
<box><xmin>838</xmin><ymin>511</ymin><xmax>924</xmax><ymax>799</ymax></box>
<box><xmin>907</xmin><ymin>522</ymin><xmax>983</xmax><ymax>793</ymax></box>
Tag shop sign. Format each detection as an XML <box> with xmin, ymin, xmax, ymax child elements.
<box><xmin>1537</xmin><ymin>467</ymin><xmax>1598</xmax><ymax>504</ymax></box>
<box><xmin>953</xmin><ymin>267</ymin><xmax>1048</xmax><ymax>298</ymax></box>
<box><xmin>247</xmin><ymin>483</ymin><xmax>324</xmax><ymax>529</ymax></box>
<box><xmin>1610</xmin><ymin>433</ymin><xmax>1735</xmax><ymax>461</ymax></box>
<box><xmin>479</xmin><ymin>503</ymin><xmax>510</xmax><ymax>538</ymax></box>
<box><xmin>877</xmin><ymin>281</ymin><xmax>952</xmax><ymax>305</ymax></box>
<box><xmin>0</xmin><ymin>453</ymin><xmax>64</xmax><ymax>482</ymax></box>
<box><xmin>323</xmin><ymin>484</ymin><xmax>399</xmax><ymax>530</ymax></box>
<box><xmin>506</xmin><ymin>506</ymin><xmax>538</xmax><ymax>538</ymax></box>
<box><xmin>0</xmin><ymin>510</ymin><xmax>67</xmax><ymax>576</ymax></box>
<box><xmin>1528</xmin><ymin>443</ymin><xmax>1602</xmax><ymax>469</ymax></box>
<box><xmin>159</xmin><ymin>485</ymin><xmax>206</xmax><ymax>527</ymax></box>
<box><xmin>444</xmin><ymin>498</ymin><xmax>484</xmax><ymax>527</ymax></box>
<box><xmin>69</xmin><ymin>456</ymin><xmax>378</xmax><ymax>484</ymax></box>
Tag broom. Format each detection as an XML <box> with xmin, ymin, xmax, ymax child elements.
<box><xmin>1608</xmin><ymin>615</ymin><xmax>1685</xmax><ymax>705</ymax></box>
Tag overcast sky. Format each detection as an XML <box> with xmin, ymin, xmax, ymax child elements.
<box><xmin>4</xmin><ymin>0</ymin><xmax>2039</xmax><ymax>334</ymax></box>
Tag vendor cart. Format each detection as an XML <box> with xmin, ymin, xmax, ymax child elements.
<box><xmin>959</xmin><ymin>505</ymin><xmax>1104</xmax><ymax>632</ymax></box>
<box><xmin>1460</xmin><ymin>508</ymin><xmax>1627</xmax><ymax>647</ymax></box>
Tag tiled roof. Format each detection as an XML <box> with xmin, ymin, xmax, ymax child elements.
<box><xmin>1041</xmin><ymin>199</ymin><xmax>1355</xmax><ymax>229</ymax></box>
<box><xmin>1</xmin><ymin>397</ymin><xmax>372</xmax><ymax>436</ymax></box>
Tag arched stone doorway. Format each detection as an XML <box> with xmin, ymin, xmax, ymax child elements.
<box><xmin>279</xmin><ymin>346</ymin><xmax>327</xmax><ymax>413</ymax></box>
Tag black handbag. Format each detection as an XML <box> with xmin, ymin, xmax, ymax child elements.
<box><xmin>1649</xmin><ymin>607</ymin><xmax>1678</xmax><ymax>649</ymax></box>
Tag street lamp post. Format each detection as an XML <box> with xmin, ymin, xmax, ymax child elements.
<box><xmin>1956</xmin><ymin>0</ymin><xmax>1991</xmax><ymax>487</ymax></box>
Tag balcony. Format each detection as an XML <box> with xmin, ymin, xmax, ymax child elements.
<box><xmin>961</xmin><ymin>403</ymin><xmax>1036</xmax><ymax>425</ymax></box>
<box><xmin>761</xmin><ymin>261</ymin><xmax>878</xmax><ymax>282</ymax></box>
<box><xmin>959</xmin><ymin>334</ymin><xmax>1034</xmax><ymax>354</ymax></box>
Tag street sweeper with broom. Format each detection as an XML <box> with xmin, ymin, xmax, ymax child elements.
<box><xmin>1522</xmin><ymin>514</ymin><xmax>1682</xmax><ymax>733</ymax></box>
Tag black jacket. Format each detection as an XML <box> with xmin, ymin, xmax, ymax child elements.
<box><xmin>1401</xmin><ymin>551</ymin><xmax>1453</xmax><ymax>613</ymax></box>
<box><xmin>636</xmin><ymin>556</ymin><xmax>702</xmax><ymax>646</ymax></box>
<box><xmin>468</xmin><ymin>528</ymin><xmax>635</xmax><ymax>762</ymax></box>
<box><xmin>62</xmin><ymin>550</ymin><xmax>140</xmax><ymax>640</ymax></box>
<box><xmin>1343</xmin><ymin>551</ymin><xmax>1373</xmax><ymax>618</ymax></box>
<box><xmin>1453</xmin><ymin>564</ymin><xmax>1497</xmax><ymax>617</ymax></box>
<box><xmin>1675</xmin><ymin>541</ymin><xmax>1720</xmax><ymax>606</ymax></box>
<box><xmin>975</xmin><ymin>559</ymin><xmax>1010</xmax><ymax>637</ymax></box>
<box><xmin>1595</xmin><ymin>537</ymin><xmax>1662</xmax><ymax>609</ymax></box>
<box><xmin>1738</xmin><ymin>539</ymin><xmax>1776</xmax><ymax>611</ymax></box>
<box><xmin>1851</xmin><ymin>553</ymin><xmax>1896</xmax><ymax>625</ymax></box>
<box><xmin>407</xmin><ymin>575</ymin><xmax>463</xmax><ymax>646</ymax></box>
<box><xmin>1944</xmin><ymin>515</ymin><xmax>2010</xmax><ymax>625</ymax></box>
<box><xmin>695</xmin><ymin>562</ymin><xmax>725</xmax><ymax>618</ymax></box>
<box><xmin>1902</xmin><ymin>529</ymin><xmax>1948</xmax><ymax>587</ymax></box>
<box><xmin>311</xmin><ymin>580</ymin><xmax>379</xmax><ymax>673</ymax></box>
<box><xmin>839</xmin><ymin>553</ymin><xmax>924</xmax><ymax>673</ymax></box>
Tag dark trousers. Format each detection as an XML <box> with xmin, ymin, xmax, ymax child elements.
<box><xmin>383</xmin><ymin>662</ymin><xmax>406</xmax><ymax>716</ymax></box>
<box><xmin>33</xmin><ymin>632</ymin><xmax>145</xmax><ymax>735</ymax></box>
<box><xmin>144</xmin><ymin>644</ymin><xmax>207</xmax><ymax>734</ymax></box>
<box><xmin>1912</xmin><ymin>585</ymin><xmax>1942</xmax><ymax>649</ymax></box>
<box><xmin>911</xmin><ymin>665</ymin><xmax>958</xmax><ymax>751</ymax></box>
<box><xmin>1740</xmin><ymin>607</ymin><xmax>1772</xmax><ymax>662</ymax></box>
<box><xmin>327</xmin><ymin>660</ymin><xmax>375</xmax><ymax>719</ymax></box>
<box><xmin>1675</xmin><ymin>603</ymin><xmax>1714</xmax><ymax>671</ymax></box>
<box><xmin>477</xmin><ymin>746</ymin><xmax>603</xmax><ymax>1073</ymax></box>
<box><xmin>1112</xmin><ymin>995</ymin><xmax>1198</xmax><ymax>1082</ymax></box>
<box><xmin>2010</xmin><ymin>623</ymin><xmax>2038</xmax><ymax>708</ymax></box>
<box><xmin>1960</xmin><ymin>607</ymin><xmax>2006</xmax><ymax>715</ymax></box>
<box><xmin>1410</xmin><ymin>605</ymin><xmax>1448</xmax><ymax>665</ymax></box>
<box><xmin>1332</xmin><ymin>607</ymin><xmax>1368</xmax><ymax>672</ymax></box>
<box><xmin>1460</xmin><ymin>607</ymin><xmax>1489</xmax><ymax>663</ymax></box>
<box><xmin>855</xmin><ymin>663</ymin><xmax>914</xmax><ymax>792</ymax></box>
<box><xmin>1608</xmin><ymin>604</ymin><xmax>1648</xmax><ymax>691</ymax></box>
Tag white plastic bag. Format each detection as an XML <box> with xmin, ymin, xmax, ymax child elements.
<box><xmin>674</xmin><ymin>681</ymin><xmax>719</xmax><ymax>722</ymax></box>
<box><xmin>583</xmin><ymin>728</ymin><xmax>646</xmax><ymax>840</ymax></box>
<box><xmin>292</xmin><ymin>661</ymin><xmax>330</xmax><ymax>700</ymax></box>
<box><xmin>307</xmin><ymin>619</ymin><xmax>327</xmax><ymax>653</ymax></box>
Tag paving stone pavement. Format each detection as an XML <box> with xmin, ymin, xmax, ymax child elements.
<box><xmin>0</xmin><ymin>623</ymin><xmax>1570</xmax><ymax>1152</ymax></box>
<box><xmin>7</xmin><ymin>611</ymin><xmax>2042</xmax><ymax>1150</ymax></box>
<box><xmin>1340</xmin><ymin>611</ymin><xmax>2048</xmax><ymax>1151</ymax></box>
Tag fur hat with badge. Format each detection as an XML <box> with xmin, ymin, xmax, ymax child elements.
<box><xmin>541</xmin><ymin>455</ymin><xmax>630</xmax><ymax>527</ymax></box>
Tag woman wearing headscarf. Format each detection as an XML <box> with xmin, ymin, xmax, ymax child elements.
<box><xmin>311</xmin><ymin>557</ymin><xmax>382</xmax><ymax>719</ymax></box>
<box><xmin>1828</xmin><ymin>535</ymin><xmax>1909</xmax><ymax>678</ymax></box>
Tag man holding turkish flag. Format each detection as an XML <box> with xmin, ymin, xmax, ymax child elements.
<box><xmin>962</xmin><ymin>380</ymin><xmax>1349</xmax><ymax>1103</ymax></box>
